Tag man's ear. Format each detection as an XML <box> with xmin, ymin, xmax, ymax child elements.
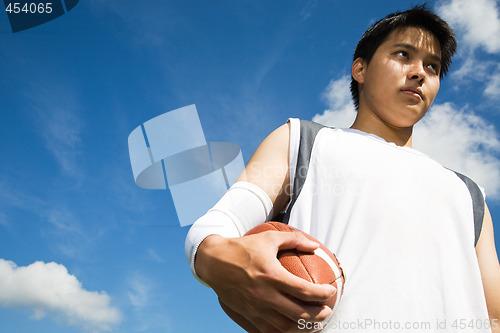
<box><xmin>352</xmin><ymin>57</ymin><xmax>366</xmax><ymax>84</ymax></box>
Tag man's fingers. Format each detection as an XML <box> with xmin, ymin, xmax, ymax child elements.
<box><xmin>235</xmin><ymin>276</ymin><xmax>334</xmax><ymax>327</ymax></box>
<box><xmin>265</xmin><ymin>290</ymin><xmax>334</xmax><ymax>323</ymax></box>
<box><xmin>269</xmin><ymin>230</ymin><xmax>320</xmax><ymax>253</ymax></box>
<box><xmin>266</xmin><ymin>260</ymin><xmax>337</xmax><ymax>303</ymax></box>
<box><xmin>286</xmin><ymin>276</ymin><xmax>337</xmax><ymax>303</ymax></box>
<box><xmin>254</xmin><ymin>230</ymin><xmax>337</xmax><ymax>304</ymax></box>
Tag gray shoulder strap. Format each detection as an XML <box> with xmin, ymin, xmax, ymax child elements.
<box><xmin>280</xmin><ymin>120</ymin><xmax>326</xmax><ymax>224</ymax></box>
<box><xmin>453</xmin><ymin>171</ymin><xmax>485</xmax><ymax>247</ymax></box>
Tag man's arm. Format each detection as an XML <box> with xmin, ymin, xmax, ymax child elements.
<box><xmin>476</xmin><ymin>203</ymin><xmax>500</xmax><ymax>332</ymax></box>
<box><xmin>193</xmin><ymin>123</ymin><xmax>336</xmax><ymax>333</ymax></box>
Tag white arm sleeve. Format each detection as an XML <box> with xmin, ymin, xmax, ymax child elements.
<box><xmin>184</xmin><ymin>181</ymin><xmax>274</xmax><ymax>286</ymax></box>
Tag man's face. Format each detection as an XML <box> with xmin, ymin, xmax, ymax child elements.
<box><xmin>355</xmin><ymin>26</ymin><xmax>442</xmax><ymax>129</ymax></box>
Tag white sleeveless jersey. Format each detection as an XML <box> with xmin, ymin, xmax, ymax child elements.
<box><xmin>285</xmin><ymin>118</ymin><xmax>490</xmax><ymax>332</ymax></box>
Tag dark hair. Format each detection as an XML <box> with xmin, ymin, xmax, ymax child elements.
<box><xmin>350</xmin><ymin>4</ymin><xmax>457</xmax><ymax>109</ymax></box>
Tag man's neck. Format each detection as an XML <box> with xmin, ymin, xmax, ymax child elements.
<box><xmin>350</xmin><ymin>113</ymin><xmax>414</xmax><ymax>147</ymax></box>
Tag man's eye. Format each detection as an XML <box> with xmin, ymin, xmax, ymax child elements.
<box><xmin>396</xmin><ymin>51</ymin><xmax>409</xmax><ymax>58</ymax></box>
<box><xmin>427</xmin><ymin>63</ymin><xmax>440</xmax><ymax>74</ymax></box>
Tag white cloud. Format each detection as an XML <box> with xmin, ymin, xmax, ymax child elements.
<box><xmin>300</xmin><ymin>0</ymin><xmax>317</xmax><ymax>21</ymax></box>
<box><xmin>0</xmin><ymin>180</ymin><xmax>45</xmax><ymax>211</ymax></box>
<box><xmin>0</xmin><ymin>212</ymin><xmax>8</xmax><ymax>228</ymax></box>
<box><xmin>313</xmin><ymin>76</ymin><xmax>500</xmax><ymax>198</ymax></box>
<box><xmin>40</xmin><ymin>107</ymin><xmax>84</xmax><ymax>178</ymax></box>
<box><xmin>450</xmin><ymin>57</ymin><xmax>494</xmax><ymax>82</ymax></box>
<box><xmin>437</xmin><ymin>0</ymin><xmax>500</xmax><ymax>53</ymax></box>
<box><xmin>46</xmin><ymin>208</ymin><xmax>83</xmax><ymax>236</ymax></box>
<box><xmin>147</xmin><ymin>248</ymin><xmax>166</xmax><ymax>264</ymax></box>
<box><xmin>312</xmin><ymin>75</ymin><xmax>357</xmax><ymax>128</ymax></box>
<box><xmin>0</xmin><ymin>182</ymin><xmax>99</xmax><ymax>259</ymax></box>
<box><xmin>28</xmin><ymin>84</ymin><xmax>84</xmax><ymax>179</ymax></box>
<box><xmin>127</xmin><ymin>274</ymin><xmax>151</xmax><ymax>309</ymax></box>
<box><xmin>125</xmin><ymin>273</ymin><xmax>171</xmax><ymax>332</ymax></box>
<box><xmin>42</xmin><ymin>207</ymin><xmax>92</xmax><ymax>259</ymax></box>
<box><xmin>87</xmin><ymin>0</ymin><xmax>173</xmax><ymax>48</ymax></box>
<box><xmin>484</xmin><ymin>65</ymin><xmax>500</xmax><ymax>99</ymax></box>
<box><xmin>414</xmin><ymin>103</ymin><xmax>500</xmax><ymax>197</ymax></box>
<box><xmin>322</xmin><ymin>75</ymin><xmax>353</xmax><ymax>111</ymax></box>
<box><xmin>436</xmin><ymin>0</ymin><xmax>500</xmax><ymax>103</ymax></box>
<box><xmin>0</xmin><ymin>259</ymin><xmax>121</xmax><ymax>332</ymax></box>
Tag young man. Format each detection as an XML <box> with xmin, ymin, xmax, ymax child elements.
<box><xmin>186</xmin><ymin>6</ymin><xmax>500</xmax><ymax>333</ymax></box>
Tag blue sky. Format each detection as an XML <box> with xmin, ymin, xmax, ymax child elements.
<box><xmin>0</xmin><ymin>0</ymin><xmax>499</xmax><ymax>332</ymax></box>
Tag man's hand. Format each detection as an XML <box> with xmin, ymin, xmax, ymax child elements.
<box><xmin>195</xmin><ymin>230</ymin><xmax>337</xmax><ymax>333</ymax></box>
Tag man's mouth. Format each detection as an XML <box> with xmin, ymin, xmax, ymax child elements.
<box><xmin>401</xmin><ymin>87</ymin><xmax>423</xmax><ymax>100</ymax></box>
